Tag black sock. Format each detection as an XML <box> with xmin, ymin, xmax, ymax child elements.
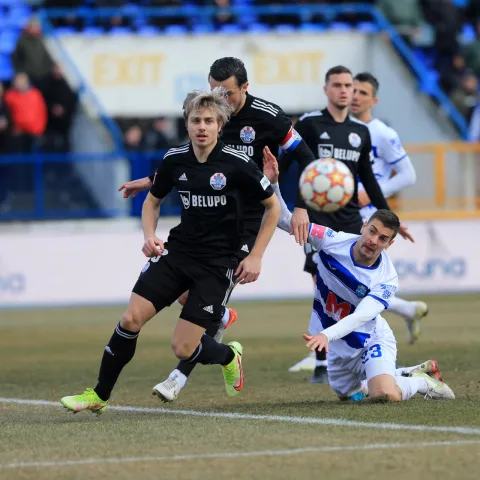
<box><xmin>316</xmin><ymin>348</ymin><xmax>326</xmax><ymax>363</ymax></box>
<box><xmin>177</xmin><ymin>324</ymin><xmax>220</xmax><ymax>377</ymax></box>
<box><xmin>94</xmin><ymin>323</ymin><xmax>139</xmax><ymax>401</ymax></box>
<box><xmin>185</xmin><ymin>334</ymin><xmax>234</xmax><ymax>366</ymax></box>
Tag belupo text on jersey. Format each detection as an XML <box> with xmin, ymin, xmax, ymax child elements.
<box><xmin>226</xmin><ymin>144</ymin><xmax>254</xmax><ymax>157</ymax></box>
<box><xmin>179</xmin><ymin>191</ymin><xmax>227</xmax><ymax>209</ymax></box>
<box><xmin>318</xmin><ymin>144</ymin><xmax>361</xmax><ymax>162</ymax></box>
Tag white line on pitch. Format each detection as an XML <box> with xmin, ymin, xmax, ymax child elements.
<box><xmin>2</xmin><ymin>440</ymin><xmax>480</xmax><ymax>470</ymax></box>
<box><xmin>1</xmin><ymin>397</ymin><xmax>480</xmax><ymax>436</ymax></box>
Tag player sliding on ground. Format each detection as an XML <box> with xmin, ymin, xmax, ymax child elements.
<box><xmin>60</xmin><ymin>88</ymin><xmax>280</xmax><ymax>415</ymax></box>
<box><xmin>263</xmin><ymin>147</ymin><xmax>454</xmax><ymax>402</ymax></box>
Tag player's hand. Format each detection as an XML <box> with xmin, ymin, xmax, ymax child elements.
<box><xmin>263</xmin><ymin>146</ymin><xmax>279</xmax><ymax>184</ymax></box>
<box><xmin>142</xmin><ymin>237</ymin><xmax>165</xmax><ymax>257</ymax></box>
<box><xmin>291</xmin><ymin>208</ymin><xmax>309</xmax><ymax>246</ymax></box>
<box><xmin>303</xmin><ymin>333</ymin><xmax>329</xmax><ymax>353</ymax></box>
<box><xmin>357</xmin><ymin>190</ymin><xmax>370</xmax><ymax>208</ymax></box>
<box><xmin>118</xmin><ymin>177</ymin><xmax>152</xmax><ymax>199</ymax></box>
<box><xmin>398</xmin><ymin>223</ymin><xmax>414</xmax><ymax>243</ymax></box>
<box><xmin>235</xmin><ymin>254</ymin><xmax>262</xmax><ymax>284</ymax></box>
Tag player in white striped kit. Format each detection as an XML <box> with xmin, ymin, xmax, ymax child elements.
<box><xmin>350</xmin><ymin>72</ymin><xmax>428</xmax><ymax>345</ymax></box>
<box><xmin>263</xmin><ymin>147</ymin><xmax>454</xmax><ymax>402</ymax></box>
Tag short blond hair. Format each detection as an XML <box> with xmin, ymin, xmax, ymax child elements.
<box><xmin>183</xmin><ymin>87</ymin><xmax>233</xmax><ymax>126</ymax></box>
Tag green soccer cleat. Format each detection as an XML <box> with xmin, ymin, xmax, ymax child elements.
<box><xmin>61</xmin><ymin>388</ymin><xmax>109</xmax><ymax>415</ymax></box>
<box><xmin>222</xmin><ymin>341</ymin><xmax>244</xmax><ymax>396</ymax></box>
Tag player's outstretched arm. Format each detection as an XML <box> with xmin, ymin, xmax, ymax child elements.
<box><xmin>141</xmin><ymin>192</ymin><xmax>165</xmax><ymax>257</ymax></box>
<box><xmin>119</xmin><ymin>177</ymin><xmax>153</xmax><ymax>199</ymax></box>
<box><xmin>303</xmin><ymin>296</ymin><xmax>386</xmax><ymax>352</ymax></box>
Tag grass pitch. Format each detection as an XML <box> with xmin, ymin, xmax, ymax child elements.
<box><xmin>1</xmin><ymin>295</ymin><xmax>480</xmax><ymax>479</ymax></box>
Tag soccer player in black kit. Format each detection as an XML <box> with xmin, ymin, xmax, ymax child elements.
<box><xmin>282</xmin><ymin>66</ymin><xmax>413</xmax><ymax>383</ymax></box>
<box><xmin>119</xmin><ymin>57</ymin><xmax>317</xmax><ymax>401</ymax></box>
<box><xmin>60</xmin><ymin>88</ymin><xmax>280</xmax><ymax>414</ymax></box>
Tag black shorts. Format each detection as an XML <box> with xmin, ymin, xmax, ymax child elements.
<box><xmin>303</xmin><ymin>217</ymin><xmax>364</xmax><ymax>276</ymax></box>
<box><xmin>133</xmin><ymin>250</ymin><xmax>237</xmax><ymax>329</ymax></box>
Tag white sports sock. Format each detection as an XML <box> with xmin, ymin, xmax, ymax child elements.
<box><xmin>221</xmin><ymin>308</ymin><xmax>230</xmax><ymax>327</ymax></box>
<box><xmin>388</xmin><ymin>297</ymin><xmax>417</xmax><ymax>319</ymax></box>
<box><xmin>395</xmin><ymin>375</ymin><xmax>428</xmax><ymax>400</ymax></box>
<box><xmin>395</xmin><ymin>364</ymin><xmax>423</xmax><ymax>376</ymax></box>
<box><xmin>170</xmin><ymin>369</ymin><xmax>187</xmax><ymax>388</ymax></box>
<box><xmin>315</xmin><ymin>360</ymin><xmax>328</xmax><ymax>367</ymax></box>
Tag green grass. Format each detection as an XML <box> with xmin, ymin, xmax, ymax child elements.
<box><xmin>1</xmin><ymin>295</ymin><xmax>480</xmax><ymax>479</ymax></box>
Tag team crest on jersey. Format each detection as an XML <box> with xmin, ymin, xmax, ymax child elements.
<box><xmin>355</xmin><ymin>284</ymin><xmax>368</xmax><ymax>298</ymax></box>
<box><xmin>348</xmin><ymin>133</ymin><xmax>361</xmax><ymax>148</ymax></box>
<box><xmin>240</xmin><ymin>126</ymin><xmax>255</xmax><ymax>144</ymax></box>
<box><xmin>210</xmin><ymin>173</ymin><xmax>227</xmax><ymax>191</ymax></box>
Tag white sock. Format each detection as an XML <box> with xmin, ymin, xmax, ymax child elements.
<box><xmin>221</xmin><ymin>308</ymin><xmax>230</xmax><ymax>327</ymax></box>
<box><xmin>316</xmin><ymin>360</ymin><xmax>328</xmax><ymax>367</ymax></box>
<box><xmin>395</xmin><ymin>375</ymin><xmax>428</xmax><ymax>400</ymax></box>
<box><xmin>170</xmin><ymin>369</ymin><xmax>187</xmax><ymax>388</ymax></box>
<box><xmin>388</xmin><ymin>297</ymin><xmax>417</xmax><ymax>319</ymax></box>
<box><xmin>395</xmin><ymin>364</ymin><xmax>423</xmax><ymax>376</ymax></box>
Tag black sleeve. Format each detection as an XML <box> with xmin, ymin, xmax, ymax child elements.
<box><xmin>150</xmin><ymin>157</ymin><xmax>174</xmax><ymax>199</ymax></box>
<box><xmin>238</xmin><ymin>159</ymin><xmax>274</xmax><ymax>202</ymax></box>
<box><xmin>357</xmin><ymin>131</ymin><xmax>390</xmax><ymax>211</ymax></box>
<box><xmin>290</xmin><ymin>139</ymin><xmax>316</xmax><ymax>209</ymax></box>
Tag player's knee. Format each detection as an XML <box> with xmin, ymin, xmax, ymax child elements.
<box><xmin>369</xmin><ymin>388</ymin><xmax>401</xmax><ymax>403</ymax></box>
<box><xmin>120</xmin><ymin>310</ymin><xmax>143</xmax><ymax>332</ymax></box>
<box><xmin>177</xmin><ymin>291</ymin><xmax>189</xmax><ymax>306</ymax></box>
<box><xmin>171</xmin><ymin>338</ymin><xmax>195</xmax><ymax>360</ymax></box>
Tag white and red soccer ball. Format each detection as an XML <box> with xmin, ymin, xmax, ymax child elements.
<box><xmin>299</xmin><ymin>158</ymin><xmax>355</xmax><ymax>213</ymax></box>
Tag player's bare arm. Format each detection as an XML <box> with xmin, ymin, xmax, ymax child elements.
<box><xmin>141</xmin><ymin>192</ymin><xmax>165</xmax><ymax>257</ymax></box>
<box><xmin>235</xmin><ymin>193</ymin><xmax>280</xmax><ymax>285</ymax></box>
<box><xmin>119</xmin><ymin>177</ymin><xmax>152</xmax><ymax>199</ymax></box>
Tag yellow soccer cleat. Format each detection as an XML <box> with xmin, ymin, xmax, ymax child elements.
<box><xmin>410</xmin><ymin>370</ymin><xmax>455</xmax><ymax>400</ymax></box>
<box><xmin>222</xmin><ymin>341</ymin><xmax>244</xmax><ymax>396</ymax></box>
<box><xmin>415</xmin><ymin>359</ymin><xmax>444</xmax><ymax>382</ymax></box>
<box><xmin>61</xmin><ymin>388</ymin><xmax>109</xmax><ymax>415</ymax></box>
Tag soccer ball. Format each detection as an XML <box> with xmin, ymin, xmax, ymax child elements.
<box><xmin>299</xmin><ymin>158</ymin><xmax>355</xmax><ymax>213</ymax></box>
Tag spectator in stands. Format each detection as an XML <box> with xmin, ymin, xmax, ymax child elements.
<box><xmin>463</xmin><ymin>21</ymin><xmax>480</xmax><ymax>78</ymax></box>
<box><xmin>440</xmin><ymin>54</ymin><xmax>467</xmax><ymax>95</ymax></box>
<box><xmin>124</xmin><ymin>124</ymin><xmax>143</xmax><ymax>152</ymax></box>
<box><xmin>93</xmin><ymin>0</ymin><xmax>131</xmax><ymax>30</ymax></box>
<box><xmin>0</xmin><ymin>83</ymin><xmax>10</xmax><ymax>153</ymax></box>
<box><xmin>420</xmin><ymin>0</ymin><xmax>463</xmax><ymax>71</ymax></box>
<box><xmin>4</xmin><ymin>73</ymin><xmax>47</xmax><ymax>154</ymax></box>
<box><xmin>44</xmin><ymin>64</ymin><xmax>78</xmax><ymax>153</ymax></box>
<box><xmin>11</xmin><ymin>17</ymin><xmax>53</xmax><ymax>95</ymax></box>
<box><xmin>451</xmin><ymin>71</ymin><xmax>479</xmax><ymax>122</ymax></box>
<box><xmin>377</xmin><ymin>0</ymin><xmax>425</xmax><ymax>43</ymax></box>
<box><xmin>143</xmin><ymin>117</ymin><xmax>177</xmax><ymax>152</ymax></box>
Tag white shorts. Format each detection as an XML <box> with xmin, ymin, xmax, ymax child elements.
<box><xmin>327</xmin><ymin>323</ymin><xmax>397</xmax><ymax>397</ymax></box>
<box><xmin>360</xmin><ymin>204</ymin><xmax>377</xmax><ymax>223</ymax></box>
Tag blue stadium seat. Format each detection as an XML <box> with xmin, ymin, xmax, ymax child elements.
<box><xmin>0</xmin><ymin>30</ymin><xmax>18</xmax><ymax>53</ymax></box>
<box><xmin>192</xmin><ymin>24</ymin><xmax>215</xmax><ymax>35</ymax></box>
<box><xmin>109</xmin><ymin>26</ymin><xmax>133</xmax><ymax>36</ymax></box>
<box><xmin>273</xmin><ymin>24</ymin><xmax>297</xmax><ymax>34</ymax></box>
<box><xmin>219</xmin><ymin>24</ymin><xmax>243</xmax><ymax>34</ymax></box>
<box><xmin>164</xmin><ymin>25</ymin><xmax>188</xmax><ymax>36</ymax></box>
<box><xmin>299</xmin><ymin>23</ymin><xmax>325</xmax><ymax>33</ymax></box>
<box><xmin>247</xmin><ymin>22</ymin><xmax>269</xmax><ymax>33</ymax></box>
<box><xmin>357</xmin><ymin>22</ymin><xmax>378</xmax><ymax>34</ymax></box>
<box><xmin>137</xmin><ymin>25</ymin><xmax>160</xmax><ymax>36</ymax></box>
<box><xmin>0</xmin><ymin>54</ymin><xmax>13</xmax><ymax>81</ymax></box>
<box><xmin>329</xmin><ymin>22</ymin><xmax>352</xmax><ymax>32</ymax></box>
<box><xmin>82</xmin><ymin>26</ymin><xmax>105</xmax><ymax>36</ymax></box>
<box><xmin>460</xmin><ymin>24</ymin><xmax>476</xmax><ymax>45</ymax></box>
<box><xmin>54</xmin><ymin>26</ymin><xmax>77</xmax><ymax>36</ymax></box>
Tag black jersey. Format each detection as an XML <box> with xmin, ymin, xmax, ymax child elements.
<box><xmin>150</xmin><ymin>140</ymin><xmax>274</xmax><ymax>265</ymax></box>
<box><xmin>294</xmin><ymin>108</ymin><xmax>389</xmax><ymax>227</ymax></box>
<box><xmin>220</xmin><ymin>92</ymin><xmax>296</xmax><ymax>228</ymax></box>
